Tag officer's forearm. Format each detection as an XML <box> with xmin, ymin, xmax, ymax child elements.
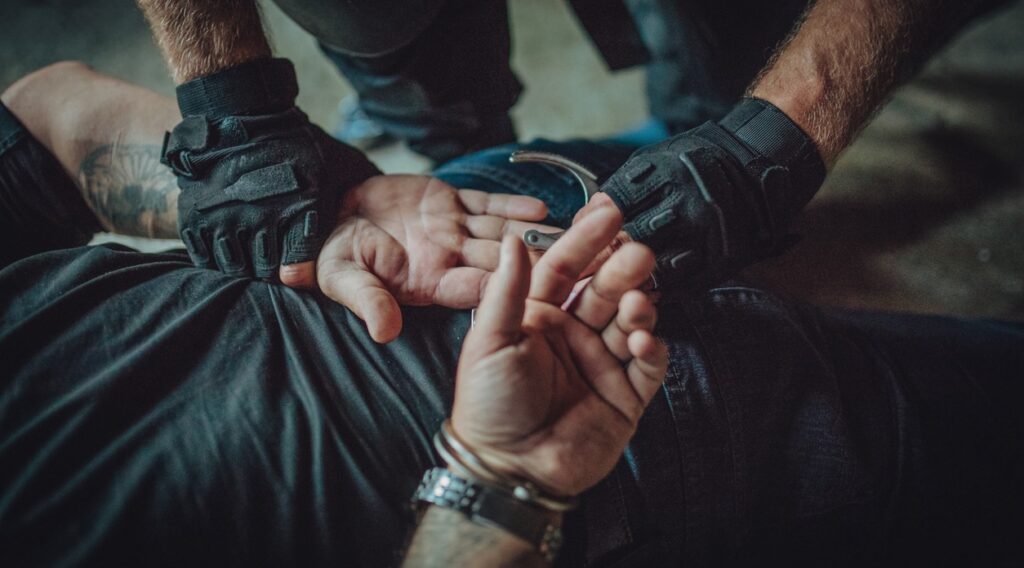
<box><xmin>749</xmin><ymin>0</ymin><xmax>984</xmax><ymax>166</ymax></box>
<box><xmin>402</xmin><ymin>507</ymin><xmax>550</xmax><ymax>568</ymax></box>
<box><xmin>136</xmin><ymin>0</ymin><xmax>272</xmax><ymax>83</ymax></box>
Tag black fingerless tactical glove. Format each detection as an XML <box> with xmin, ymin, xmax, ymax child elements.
<box><xmin>601</xmin><ymin>97</ymin><xmax>826</xmax><ymax>293</ymax></box>
<box><xmin>162</xmin><ymin>58</ymin><xmax>381</xmax><ymax>279</ymax></box>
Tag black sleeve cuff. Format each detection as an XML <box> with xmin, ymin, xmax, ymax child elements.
<box><xmin>0</xmin><ymin>102</ymin><xmax>103</xmax><ymax>268</ymax></box>
<box><xmin>176</xmin><ymin>58</ymin><xmax>299</xmax><ymax>119</ymax></box>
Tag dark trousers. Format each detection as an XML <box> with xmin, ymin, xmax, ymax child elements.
<box><xmin>275</xmin><ymin>0</ymin><xmax>811</xmax><ymax>162</ymax></box>
<box><xmin>275</xmin><ymin>0</ymin><xmax>1016</xmax><ymax>163</ymax></box>
<box><xmin>309</xmin><ymin>0</ymin><xmax>521</xmax><ymax>163</ymax></box>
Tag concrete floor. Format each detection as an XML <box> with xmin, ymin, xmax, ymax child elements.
<box><xmin>1</xmin><ymin>1</ymin><xmax>1022</xmax><ymax>320</ymax></box>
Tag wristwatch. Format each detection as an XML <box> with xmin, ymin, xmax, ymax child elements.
<box><xmin>413</xmin><ymin>467</ymin><xmax>564</xmax><ymax>561</ymax></box>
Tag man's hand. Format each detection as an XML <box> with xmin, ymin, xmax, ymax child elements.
<box><xmin>577</xmin><ymin>98</ymin><xmax>826</xmax><ymax>295</ymax></box>
<box><xmin>451</xmin><ymin>207</ymin><xmax>668</xmax><ymax>497</ymax></box>
<box><xmin>162</xmin><ymin>59</ymin><xmax>382</xmax><ymax>280</ymax></box>
<box><xmin>314</xmin><ymin>175</ymin><xmax>555</xmax><ymax>343</ymax></box>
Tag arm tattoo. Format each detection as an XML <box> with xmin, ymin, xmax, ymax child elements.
<box><xmin>402</xmin><ymin>507</ymin><xmax>547</xmax><ymax>568</ymax></box>
<box><xmin>78</xmin><ymin>140</ymin><xmax>179</xmax><ymax>239</ymax></box>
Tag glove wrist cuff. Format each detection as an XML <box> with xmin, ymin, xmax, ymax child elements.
<box><xmin>176</xmin><ymin>58</ymin><xmax>299</xmax><ymax>119</ymax></box>
<box><xmin>719</xmin><ymin>97</ymin><xmax>826</xmax><ymax>188</ymax></box>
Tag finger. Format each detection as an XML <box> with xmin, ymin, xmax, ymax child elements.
<box><xmin>570</xmin><ymin>242</ymin><xmax>655</xmax><ymax>330</ymax></box>
<box><xmin>319</xmin><ymin>260</ymin><xmax>403</xmax><ymax>343</ymax></box>
<box><xmin>465</xmin><ymin>215</ymin><xmax>560</xmax><ymax>242</ymax></box>
<box><xmin>528</xmin><ymin>206</ymin><xmax>622</xmax><ymax>306</ymax></box>
<box><xmin>212</xmin><ymin>232</ymin><xmax>250</xmax><ymax>277</ymax></box>
<box><xmin>572</xmin><ymin>192</ymin><xmax>619</xmax><ymax>224</ymax></box>
<box><xmin>562</xmin><ymin>319</ymin><xmax>644</xmax><ymax>425</ymax></box>
<box><xmin>458</xmin><ymin>189</ymin><xmax>548</xmax><ymax>220</ymax></box>
<box><xmin>626</xmin><ymin>330</ymin><xmax>668</xmax><ymax>406</ymax></box>
<box><xmin>601</xmin><ymin>290</ymin><xmax>658</xmax><ymax>362</ymax></box>
<box><xmin>460</xmin><ymin>239</ymin><xmax>501</xmax><ymax>271</ymax></box>
<box><xmin>279</xmin><ymin>261</ymin><xmax>316</xmax><ymax>288</ymax></box>
<box><xmin>579</xmin><ymin>230</ymin><xmax>633</xmax><ymax>279</ymax></box>
<box><xmin>470</xmin><ymin>235</ymin><xmax>530</xmax><ymax>351</ymax></box>
<box><xmin>431</xmin><ymin>267</ymin><xmax>493</xmax><ymax>309</ymax></box>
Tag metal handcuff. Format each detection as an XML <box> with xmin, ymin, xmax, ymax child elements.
<box><xmin>509</xmin><ymin>150</ymin><xmax>658</xmax><ymax>291</ymax></box>
<box><xmin>469</xmin><ymin>151</ymin><xmax>653</xmax><ymax>328</ymax></box>
<box><xmin>507</xmin><ymin>150</ymin><xmax>600</xmax><ymax>251</ymax></box>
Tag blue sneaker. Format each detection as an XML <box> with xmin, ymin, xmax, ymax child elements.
<box><xmin>331</xmin><ymin>95</ymin><xmax>396</xmax><ymax>151</ymax></box>
<box><xmin>602</xmin><ymin>118</ymin><xmax>671</xmax><ymax>148</ymax></box>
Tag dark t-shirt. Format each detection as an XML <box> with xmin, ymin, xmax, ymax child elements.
<box><xmin>4</xmin><ymin>243</ymin><xmax>1023</xmax><ymax>567</ymax></box>
<box><xmin>1</xmin><ymin>107</ymin><xmax>1022</xmax><ymax>565</ymax></box>
<box><xmin>0</xmin><ymin>244</ymin><xmax>465</xmax><ymax>566</ymax></box>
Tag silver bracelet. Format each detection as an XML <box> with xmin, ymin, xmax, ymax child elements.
<box><xmin>433</xmin><ymin>420</ymin><xmax>578</xmax><ymax>513</ymax></box>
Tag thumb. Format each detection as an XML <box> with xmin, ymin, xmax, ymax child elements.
<box><xmin>319</xmin><ymin>260</ymin><xmax>402</xmax><ymax>342</ymax></box>
<box><xmin>470</xmin><ymin>235</ymin><xmax>530</xmax><ymax>353</ymax></box>
<box><xmin>279</xmin><ymin>261</ymin><xmax>317</xmax><ymax>288</ymax></box>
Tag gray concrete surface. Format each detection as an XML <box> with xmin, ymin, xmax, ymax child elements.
<box><xmin>1</xmin><ymin>0</ymin><xmax>1021</xmax><ymax>320</ymax></box>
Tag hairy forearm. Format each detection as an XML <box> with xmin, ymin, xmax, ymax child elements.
<box><xmin>1</xmin><ymin>62</ymin><xmax>181</xmax><ymax>238</ymax></box>
<box><xmin>402</xmin><ymin>507</ymin><xmax>550</xmax><ymax>568</ymax></box>
<box><xmin>750</xmin><ymin>0</ymin><xmax>984</xmax><ymax>166</ymax></box>
<box><xmin>136</xmin><ymin>0</ymin><xmax>272</xmax><ymax>83</ymax></box>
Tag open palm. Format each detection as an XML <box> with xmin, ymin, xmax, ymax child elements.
<box><xmin>313</xmin><ymin>175</ymin><xmax>554</xmax><ymax>342</ymax></box>
<box><xmin>452</xmin><ymin>208</ymin><xmax>668</xmax><ymax>497</ymax></box>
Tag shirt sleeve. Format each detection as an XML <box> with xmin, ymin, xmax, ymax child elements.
<box><xmin>0</xmin><ymin>102</ymin><xmax>103</xmax><ymax>269</ymax></box>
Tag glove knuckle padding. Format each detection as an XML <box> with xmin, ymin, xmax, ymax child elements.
<box><xmin>212</xmin><ymin>230</ymin><xmax>248</xmax><ymax>276</ymax></box>
<box><xmin>600</xmin><ymin>98</ymin><xmax>827</xmax><ymax>295</ymax></box>
<box><xmin>165</xmin><ymin>58</ymin><xmax>381</xmax><ymax>281</ymax></box>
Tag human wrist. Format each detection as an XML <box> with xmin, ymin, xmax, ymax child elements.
<box><xmin>175</xmin><ymin>58</ymin><xmax>298</xmax><ymax>119</ymax></box>
<box><xmin>711</xmin><ymin>97</ymin><xmax>827</xmax><ymax>238</ymax></box>
<box><xmin>718</xmin><ymin>97</ymin><xmax>825</xmax><ymax>187</ymax></box>
<box><xmin>404</xmin><ymin>504</ymin><xmax>552</xmax><ymax>567</ymax></box>
<box><xmin>749</xmin><ymin>69</ymin><xmax>827</xmax><ymax>152</ymax></box>
<box><xmin>446</xmin><ymin>418</ymin><xmax>579</xmax><ymax>501</ymax></box>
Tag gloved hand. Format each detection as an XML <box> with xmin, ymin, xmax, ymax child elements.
<box><xmin>161</xmin><ymin>58</ymin><xmax>381</xmax><ymax>279</ymax></box>
<box><xmin>598</xmin><ymin>97</ymin><xmax>826</xmax><ymax>293</ymax></box>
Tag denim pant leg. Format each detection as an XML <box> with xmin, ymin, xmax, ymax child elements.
<box><xmin>434</xmin><ymin>138</ymin><xmax>638</xmax><ymax>227</ymax></box>
<box><xmin>628</xmin><ymin>0</ymin><xmax>810</xmax><ymax>132</ymax></box>
<box><xmin>316</xmin><ymin>0</ymin><xmax>521</xmax><ymax>164</ymax></box>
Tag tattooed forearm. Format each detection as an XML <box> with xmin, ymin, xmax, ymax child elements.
<box><xmin>78</xmin><ymin>140</ymin><xmax>179</xmax><ymax>239</ymax></box>
<box><xmin>402</xmin><ymin>507</ymin><xmax>548</xmax><ymax>568</ymax></box>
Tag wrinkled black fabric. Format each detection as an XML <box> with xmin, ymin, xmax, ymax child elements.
<box><xmin>1</xmin><ymin>131</ymin><xmax>1023</xmax><ymax>566</ymax></box>
<box><xmin>0</xmin><ymin>245</ymin><xmax>464</xmax><ymax>567</ymax></box>
<box><xmin>0</xmin><ymin>102</ymin><xmax>102</xmax><ymax>267</ymax></box>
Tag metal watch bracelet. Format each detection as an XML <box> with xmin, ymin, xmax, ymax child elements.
<box><xmin>413</xmin><ymin>467</ymin><xmax>564</xmax><ymax>562</ymax></box>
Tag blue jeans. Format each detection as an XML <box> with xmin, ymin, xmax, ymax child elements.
<box><xmin>310</xmin><ymin>0</ymin><xmax>814</xmax><ymax>162</ymax></box>
<box><xmin>435</xmin><ymin>138</ymin><xmax>1024</xmax><ymax>565</ymax></box>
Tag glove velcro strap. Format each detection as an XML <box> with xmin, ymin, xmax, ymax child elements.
<box><xmin>719</xmin><ymin>97</ymin><xmax>826</xmax><ymax>193</ymax></box>
<box><xmin>176</xmin><ymin>58</ymin><xmax>299</xmax><ymax>119</ymax></box>
<box><xmin>195</xmin><ymin>163</ymin><xmax>301</xmax><ymax>210</ymax></box>
<box><xmin>718</xmin><ymin>98</ymin><xmax>827</xmax><ymax>240</ymax></box>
